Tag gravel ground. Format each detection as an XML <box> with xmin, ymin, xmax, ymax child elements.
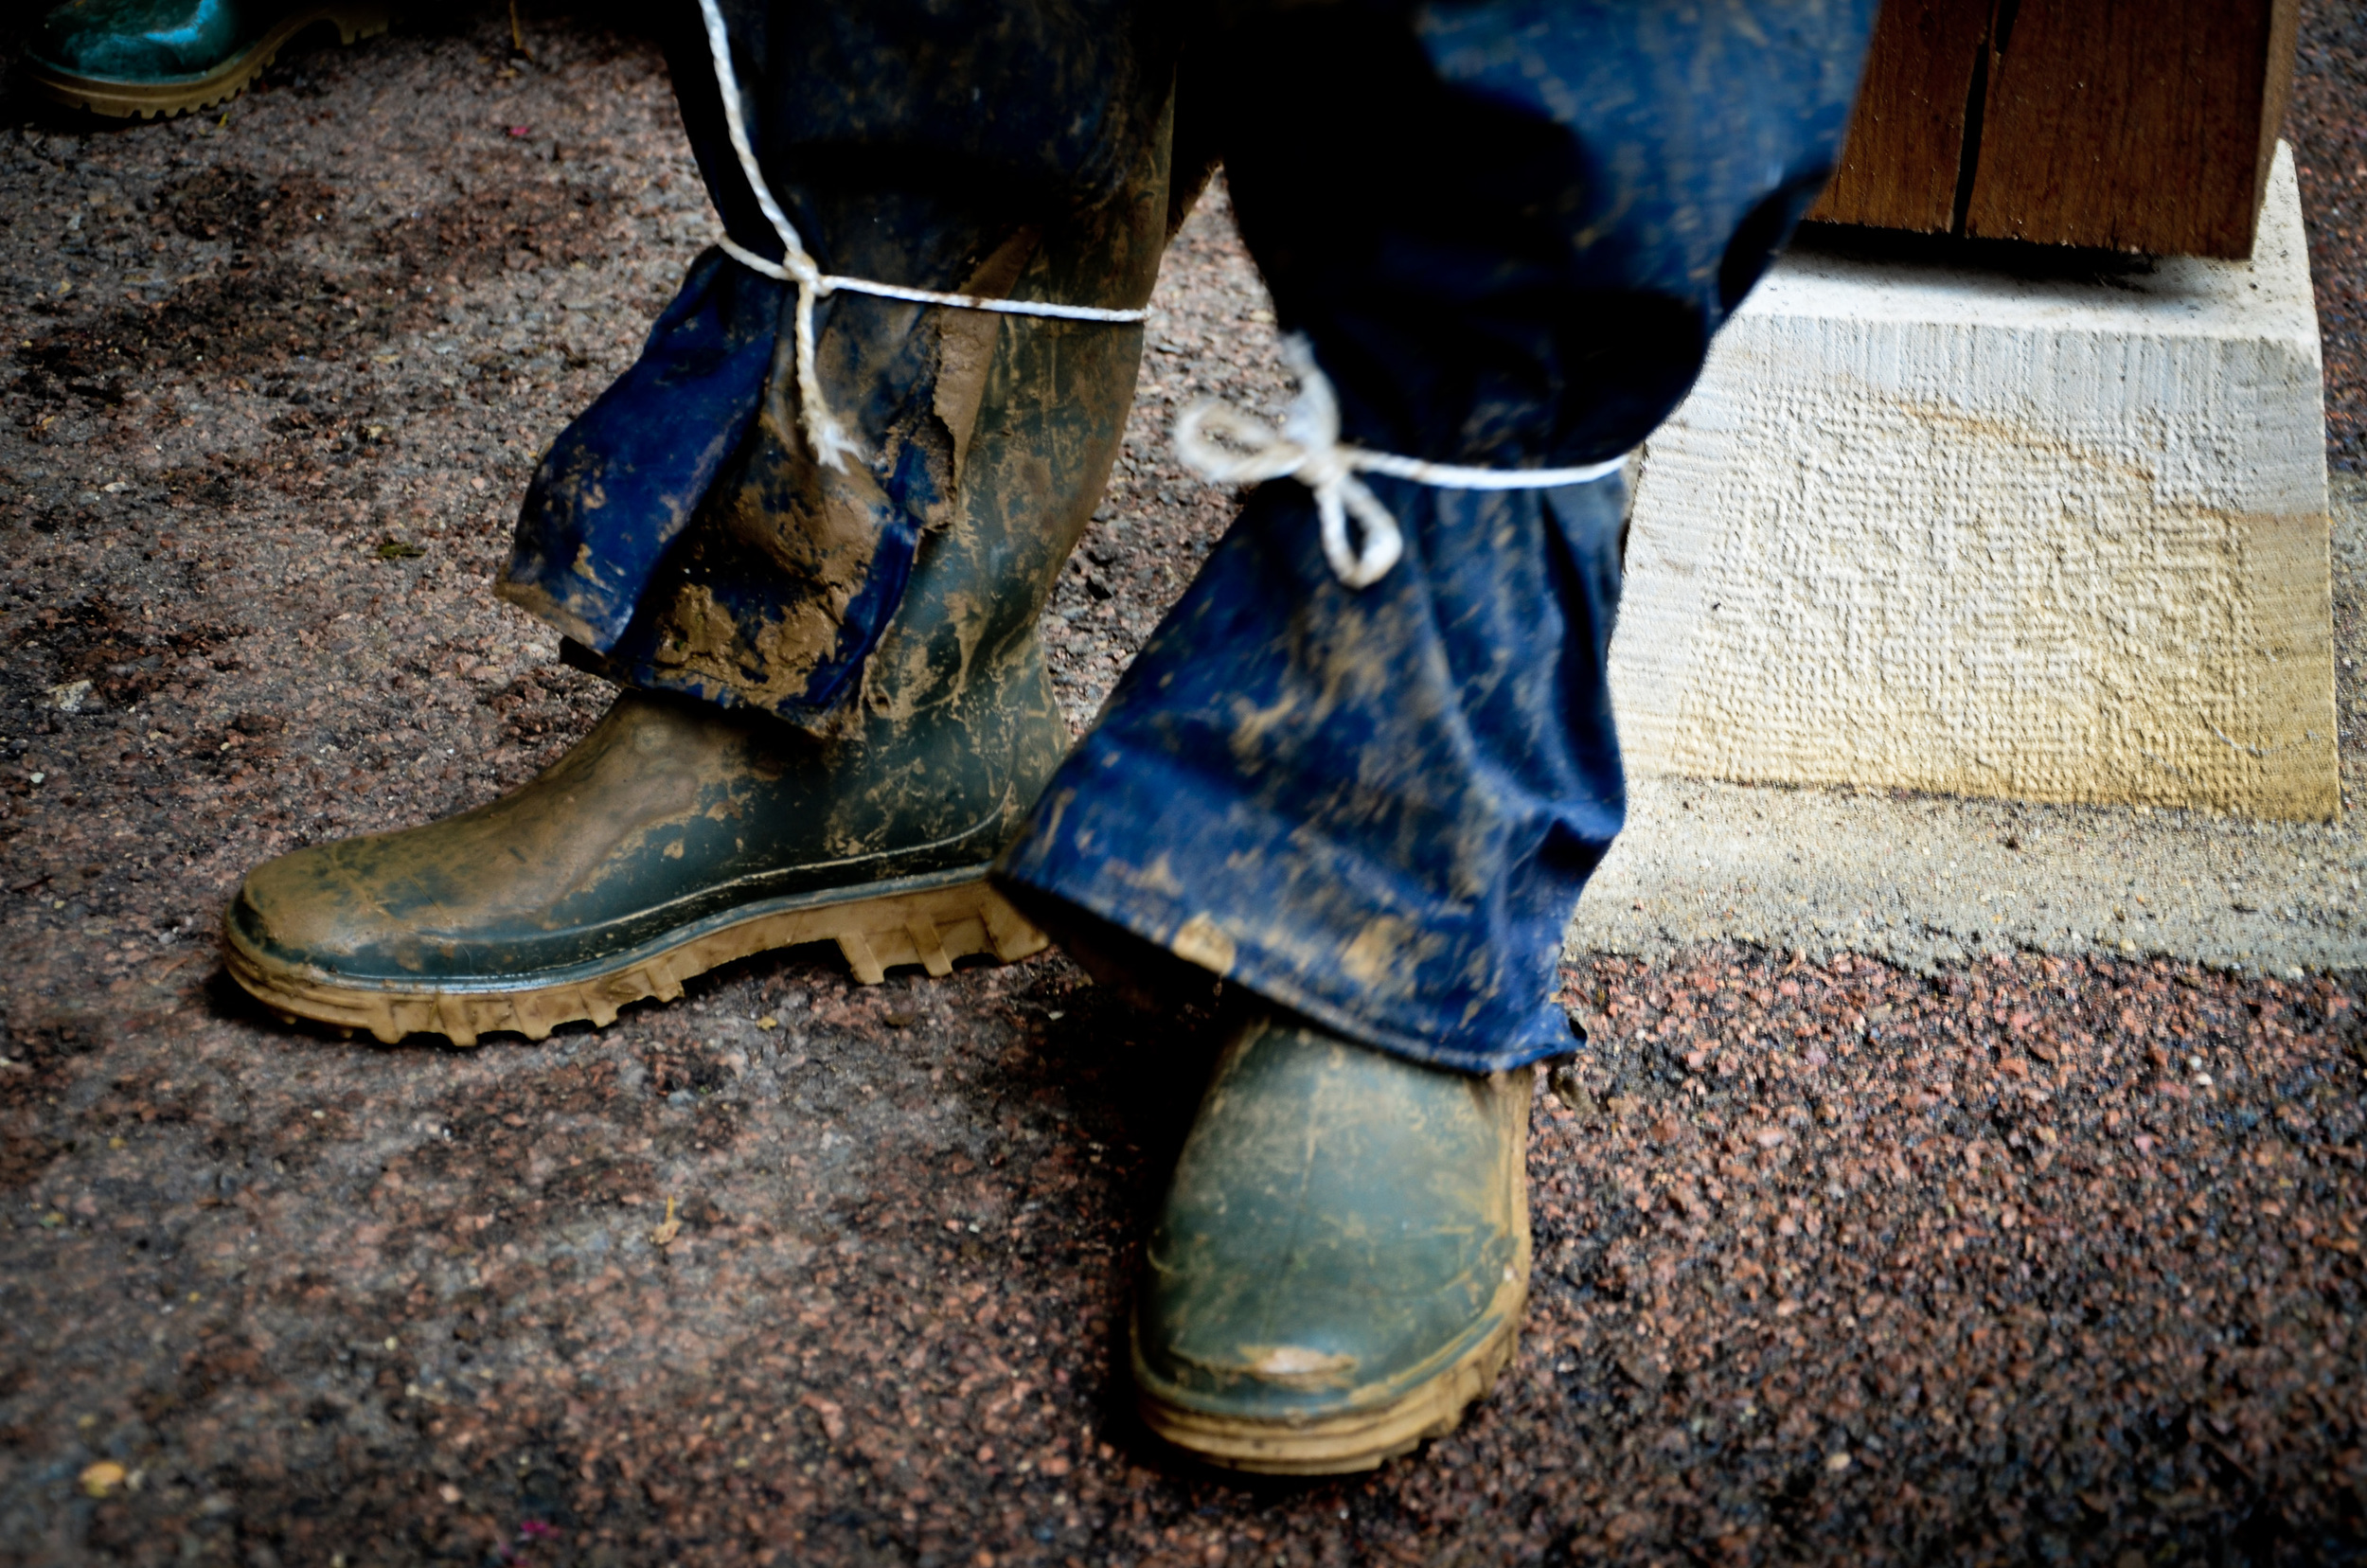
<box><xmin>2293</xmin><ymin>0</ymin><xmax>2366</xmax><ymax>475</ymax></box>
<box><xmin>0</xmin><ymin>6</ymin><xmax>2362</xmax><ymax>1566</ymax></box>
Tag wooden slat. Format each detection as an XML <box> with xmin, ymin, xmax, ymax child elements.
<box><xmin>2251</xmin><ymin>0</ymin><xmax>2302</xmax><ymax>251</ymax></box>
<box><xmin>1804</xmin><ymin>0</ymin><xmax>1994</xmax><ymax>233</ymax></box>
<box><xmin>1961</xmin><ymin>0</ymin><xmax>2298</xmax><ymax>258</ymax></box>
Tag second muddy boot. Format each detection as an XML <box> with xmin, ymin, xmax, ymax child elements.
<box><xmin>226</xmin><ymin>362</ymin><xmax>1115</xmax><ymax>1055</ymax></box>
<box><xmin>224</xmin><ymin>257</ymin><xmax>1143</xmax><ymax>1044</ymax></box>
<box><xmin>1132</xmin><ymin>1015</ymin><xmax>1535</xmax><ymax>1474</ymax></box>
<box><xmin>225</xmin><ymin>253</ymin><xmax>1150</xmax><ymax>1044</ymax></box>
<box><xmin>224</xmin><ymin>669</ymin><xmax>1065</xmax><ymax>1046</ymax></box>
<box><xmin>223</xmin><ymin>0</ymin><xmax>1178</xmax><ymax>1045</ymax></box>
<box><xmin>222</xmin><ymin>2</ymin><xmax>1180</xmax><ymax>1044</ymax></box>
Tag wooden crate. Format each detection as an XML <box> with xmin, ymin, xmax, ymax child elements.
<box><xmin>1806</xmin><ymin>0</ymin><xmax>2301</xmax><ymax>258</ymax></box>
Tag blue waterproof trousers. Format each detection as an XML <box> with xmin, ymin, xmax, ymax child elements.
<box><xmin>500</xmin><ymin>0</ymin><xmax>1878</xmax><ymax>1074</ymax></box>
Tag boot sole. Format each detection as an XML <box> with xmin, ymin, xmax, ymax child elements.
<box><xmin>1133</xmin><ymin>1299</ymin><xmax>1525</xmax><ymax>1475</ymax></box>
<box><xmin>24</xmin><ymin>5</ymin><xmax>391</xmax><ymax>120</ymax></box>
<box><xmin>222</xmin><ymin>865</ymin><xmax>1047</xmax><ymax>1045</ymax></box>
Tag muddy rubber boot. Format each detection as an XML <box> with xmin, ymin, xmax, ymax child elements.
<box><xmin>224</xmin><ymin>346</ymin><xmax>1132</xmax><ymax>1045</ymax></box>
<box><xmin>1132</xmin><ymin>1015</ymin><xmax>1534</xmax><ymax>1474</ymax></box>
<box><xmin>222</xmin><ymin>306</ymin><xmax>1129</xmax><ymax>1047</ymax></box>
<box><xmin>224</xmin><ymin>292</ymin><xmax>1140</xmax><ymax>1044</ymax></box>
<box><xmin>224</xmin><ymin>661</ymin><xmax>1065</xmax><ymax>1045</ymax></box>
<box><xmin>225</xmin><ymin>26</ymin><xmax>1172</xmax><ymax>1045</ymax></box>
<box><xmin>26</xmin><ymin>0</ymin><xmax>390</xmax><ymax>120</ymax></box>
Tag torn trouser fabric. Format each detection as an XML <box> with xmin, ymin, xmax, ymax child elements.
<box><xmin>498</xmin><ymin>0</ymin><xmax>1182</xmax><ymax>722</ymax></box>
<box><xmin>497</xmin><ymin>0</ymin><xmax>1878</xmax><ymax>1071</ymax></box>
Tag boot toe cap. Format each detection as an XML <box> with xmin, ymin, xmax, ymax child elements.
<box><xmin>1130</xmin><ymin>1016</ymin><xmax>1534</xmax><ymax>1435</ymax></box>
<box><xmin>228</xmin><ymin>840</ymin><xmax>430</xmax><ymax>979</ymax></box>
<box><xmin>1133</xmin><ymin>1237</ymin><xmax>1521</xmax><ymax>1420</ymax></box>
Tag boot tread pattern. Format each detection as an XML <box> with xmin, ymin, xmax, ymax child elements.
<box><xmin>224</xmin><ymin>875</ymin><xmax>1046</xmax><ymax>1046</ymax></box>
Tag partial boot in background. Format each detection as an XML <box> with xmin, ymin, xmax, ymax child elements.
<box><xmin>25</xmin><ymin>0</ymin><xmax>389</xmax><ymax>119</ymax></box>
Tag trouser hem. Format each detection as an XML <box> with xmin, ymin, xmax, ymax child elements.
<box><xmin>989</xmin><ymin>864</ymin><xmax>1578</xmax><ymax>1077</ymax></box>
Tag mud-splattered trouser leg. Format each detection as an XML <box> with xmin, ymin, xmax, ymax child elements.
<box><xmin>496</xmin><ymin>0</ymin><xmax>1183</xmax><ymax>725</ymax></box>
<box><xmin>997</xmin><ymin>2</ymin><xmax>1878</xmax><ymax>1074</ymax></box>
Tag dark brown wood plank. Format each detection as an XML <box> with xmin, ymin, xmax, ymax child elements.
<box><xmin>1963</xmin><ymin>0</ymin><xmax>2299</xmax><ymax>258</ymax></box>
<box><xmin>2253</xmin><ymin>0</ymin><xmax>2303</xmax><ymax>241</ymax></box>
<box><xmin>1805</xmin><ymin>0</ymin><xmax>1996</xmax><ymax>232</ymax></box>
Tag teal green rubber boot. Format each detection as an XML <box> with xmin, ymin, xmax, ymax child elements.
<box><xmin>27</xmin><ymin>0</ymin><xmax>390</xmax><ymax>120</ymax></box>
<box><xmin>1132</xmin><ymin>1015</ymin><xmax>1535</xmax><ymax>1473</ymax></box>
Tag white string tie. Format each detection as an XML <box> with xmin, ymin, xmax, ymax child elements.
<box><xmin>695</xmin><ymin>0</ymin><xmax>1147</xmax><ymax>472</ymax></box>
<box><xmin>1174</xmin><ymin>335</ymin><xmax>1630</xmax><ymax>588</ymax></box>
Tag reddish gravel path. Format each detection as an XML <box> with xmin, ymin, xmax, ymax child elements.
<box><xmin>2294</xmin><ymin>0</ymin><xmax>2367</xmax><ymax>474</ymax></box>
<box><xmin>0</xmin><ymin>7</ymin><xmax>2361</xmax><ymax>1566</ymax></box>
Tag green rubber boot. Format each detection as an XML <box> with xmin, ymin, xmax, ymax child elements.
<box><xmin>26</xmin><ymin>0</ymin><xmax>390</xmax><ymax>120</ymax></box>
<box><xmin>226</xmin><ymin>202</ymin><xmax>1166</xmax><ymax>1046</ymax></box>
<box><xmin>224</xmin><ymin>669</ymin><xmax>1066</xmax><ymax>1046</ymax></box>
<box><xmin>1132</xmin><ymin>1015</ymin><xmax>1535</xmax><ymax>1474</ymax></box>
<box><xmin>225</xmin><ymin>398</ymin><xmax>1108</xmax><ymax>1044</ymax></box>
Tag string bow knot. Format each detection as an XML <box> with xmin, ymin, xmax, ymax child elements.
<box><xmin>696</xmin><ymin>0</ymin><xmax>1147</xmax><ymax>474</ymax></box>
<box><xmin>1176</xmin><ymin>337</ymin><xmax>1404</xmax><ymax>587</ymax></box>
<box><xmin>1175</xmin><ymin>334</ymin><xmax>1632</xmax><ymax>589</ymax></box>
